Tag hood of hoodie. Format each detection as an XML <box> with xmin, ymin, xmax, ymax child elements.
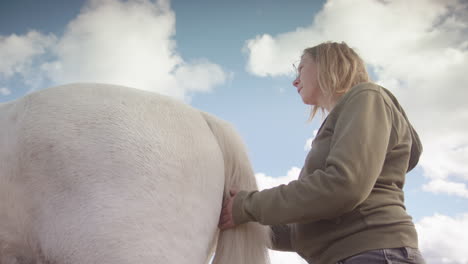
<box><xmin>380</xmin><ymin>86</ymin><xmax>423</xmax><ymax>172</ymax></box>
<box><xmin>332</xmin><ymin>82</ymin><xmax>423</xmax><ymax>172</ymax></box>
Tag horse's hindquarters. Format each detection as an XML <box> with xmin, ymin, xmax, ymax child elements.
<box><xmin>0</xmin><ymin>101</ymin><xmax>45</xmax><ymax>263</ymax></box>
<box><xmin>7</xmin><ymin>84</ymin><xmax>225</xmax><ymax>264</ymax></box>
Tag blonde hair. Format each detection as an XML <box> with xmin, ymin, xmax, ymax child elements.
<box><xmin>303</xmin><ymin>41</ymin><xmax>370</xmax><ymax>120</ymax></box>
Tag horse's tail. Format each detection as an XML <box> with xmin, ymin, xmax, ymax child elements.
<box><xmin>201</xmin><ymin>111</ymin><xmax>271</xmax><ymax>264</ymax></box>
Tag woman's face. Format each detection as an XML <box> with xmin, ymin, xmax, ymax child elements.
<box><xmin>292</xmin><ymin>54</ymin><xmax>323</xmax><ymax>106</ymax></box>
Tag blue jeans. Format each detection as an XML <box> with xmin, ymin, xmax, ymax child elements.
<box><xmin>337</xmin><ymin>247</ymin><xmax>426</xmax><ymax>264</ymax></box>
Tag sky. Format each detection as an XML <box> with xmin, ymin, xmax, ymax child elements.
<box><xmin>1</xmin><ymin>0</ymin><xmax>467</xmax><ymax>263</ymax></box>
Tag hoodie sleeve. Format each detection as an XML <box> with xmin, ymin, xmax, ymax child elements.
<box><xmin>232</xmin><ymin>89</ymin><xmax>393</xmax><ymax>225</ymax></box>
<box><xmin>270</xmin><ymin>224</ymin><xmax>294</xmax><ymax>251</ymax></box>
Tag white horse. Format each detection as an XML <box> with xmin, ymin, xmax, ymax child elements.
<box><xmin>0</xmin><ymin>83</ymin><xmax>271</xmax><ymax>264</ymax></box>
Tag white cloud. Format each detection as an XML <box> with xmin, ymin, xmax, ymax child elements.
<box><xmin>304</xmin><ymin>138</ymin><xmax>313</xmax><ymax>152</ymax></box>
<box><xmin>0</xmin><ymin>31</ymin><xmax>57</xmax><ymax>91</ymax></box>
<box><xmin>416</xmin><ymin>213</ymin><xmax>468</xmax><ymax>264</ymax></box>
<box><xmin>268</xmin><ymin>250</ymin><xmax>308</xmax><ymax>264</ymax></box>
<box><xmin>210</xmin><ymin>249</ymin><xmax>307</xmax><ymax>264</ymax></box>
<box><xmin>174</xmin><ymin>60</ymin><xmax>228</xmax><ymax>93</ymax></box>
<box><xmin>256</xmin><ymin>167</ymin><xmax>301</xmax><ymax>191</ymax></box>
<box><xmin>254</xmin><ymin>168</ymin><xmax>468</xmax><ymax>264</ymax></box>
<box><xmin>0</xmin><ymin>31</ymin><xmax>56</xmax><ymax>79</ymax></box>
<box><xmin>255</xmin><ymin>168</ymin><xmax>308</xmax><ymax>263</ymax></box>
<box><xmin>244</xmin><ymin>33</ymin><xmax>304</xmax><ymax>77</ymax></box>
<box><xmin>244</xmin><ymin>0</ymin><xmax>468</xmax><ymax>197</ymax></box>
<box><xmin>0</xmin><ymin>0</ymin><xmax>226</xmax><ymax>101</ymax></box>
<box><xmin>304</xmin><ymin>129</ymin><xmax>318</xmax><ymax>152</ymax></box>
<box><xmin>265</xmin><ymin>213</ymin><xmax>468</xmax><ymax>264</ymax></box>
<box><xmin>0</xmin><ymin>87</ymin><xmax>11</xmax><ymax>96</ymax></box>
<box><xmin>423</xmin><ymin>179</ymin><xmax>468</xmax><ymax>198</ymax></box>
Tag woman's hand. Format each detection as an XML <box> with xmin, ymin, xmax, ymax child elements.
<box><xmin>218</xmin><ymin>189</ymin><xmax>239</xmax><ymax>230</ymax></box>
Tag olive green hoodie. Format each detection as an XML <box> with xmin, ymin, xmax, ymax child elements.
<box><xmin>232</xmin><ymin>82</ymin><xmax>423</xmax><ymax>264</ymax></box>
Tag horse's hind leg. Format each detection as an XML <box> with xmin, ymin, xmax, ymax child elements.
<box><xmin>0</xmin><ymin>183</ymin><xmax>43</xmax><ymax>264</ymax></box>
<box><xmin>0</xmin><ymin>201</ymin><xmax>40</xmax><ymax>264</ymax></box>
<box><xmin>0</xmin><ymin>176</ymin><xmax>45</xmax><ymax>264</ymax></box>
<box><xmin>1</xmin><ymin>255</ymin><xmax>47</xmax><ymax>264</ymax></box>
<box><xmin>0</xmin><ymin>241</ymin><xmax>48</xmax><ymax>264</ymax></box>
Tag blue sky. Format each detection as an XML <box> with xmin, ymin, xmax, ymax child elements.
<box><xmin>1</xmin><ymin>0</ymin><xmax>467</xmax><ymax>263</ymax></box>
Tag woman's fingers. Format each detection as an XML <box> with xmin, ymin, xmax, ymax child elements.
<box><xmin>223</xmin><ymin>197</ymin><xmax>229</xmax><ymax>207</ymax></box>
<box><xmin>219</xmin><ymin>212</ymin><xmax>232</xmax><ymax>229</ymax></box>
<box><xmin>219</xmin><ymin>205</ymin><xmax>230</xmax><ymax>221</ymax></box>
<box><xmin>230</xmin><ymin>189</ymin><xmax>238</xmax><ymax>197</ymax></box>
<box><xmin>219</xmin><ymin>214</ymin><xmax>232</xmax><ymax>228</ymax></box>
<box><xmin>220</xmin><ymin>212</ymin><xmax>229</xmax><ymax>223</ymax></box>
<box><xmin>219</xmin><ymin>190</ymin><xmax>238</xmax><ymax>230</ymax></box>
<box><xmin>219</xmin><ymin>218</ymin><xmax>233</xmax><ymax>230</ymax></box>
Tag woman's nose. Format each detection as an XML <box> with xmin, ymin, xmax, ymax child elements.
<box><xmin>292</xmin><ymin>77</ymin><xmax>300</xmax><ymax>87</ymax></box>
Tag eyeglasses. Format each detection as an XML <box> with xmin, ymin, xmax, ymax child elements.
<box><xmin>292</xmin><ymin>62</ymin><xmax>300</xmax><ymax>79</ymax></box>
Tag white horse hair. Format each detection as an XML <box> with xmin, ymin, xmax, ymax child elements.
<box><xmin>0</xmin><ymin>83</ymin><xmax>271</xmax><ymax>264</ymax></box>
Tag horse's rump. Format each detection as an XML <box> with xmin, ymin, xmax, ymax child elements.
<box><xmin>0</xmin><ymin>83</ymin><xmax>270</xmax><ymax>264</ymax></box>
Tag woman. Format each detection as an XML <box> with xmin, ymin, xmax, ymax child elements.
<box><xmin>218</xmin><ymin>41</ymin><xmax>426</xmax><ymax>264</ymax></box>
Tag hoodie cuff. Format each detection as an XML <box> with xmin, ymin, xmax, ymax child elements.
<box><xmin>232</xmin><ymin>190</ymin><xmax>257</xmax><ymax>225</ymax></box>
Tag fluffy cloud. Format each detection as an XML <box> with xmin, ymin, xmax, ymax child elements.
<box><xmin>174</xmin><ymin>60</ymin><xmax>228</xmax><ymax>93</ymax></box>
<box><xmin>0</xmin><ymin>87</ymin><xmax>11</xmax><ymax>96</ymax></box>
<box><xmin>0</xmin><ymin>31</ymin><xmax>56</xmax><ymax>79</ymax></box>
<box><xmin>0</xmin><ymin>0</ymin><xmax>227</xmax><ymax>100</ymax></box>
<box><xmin>0</xmin><ymin>31</ymin><xmax>57</xmax><ymax>91</ymax></box>
<box><xmin>304</xmin><ymin>138</ymin><xmax>313</xmax><ymax>152</ymax></box>
<box><xmin>268</xmin><ymin>250</ymin><xmax>308</xmax><ymax>264</ymax></box>
<box><xmin>211</xmin><ymin>249</ymin><xmax>308</xmax><ymax>264</ymax></box>
<box><xmin>303</xmin><ymin>129</ymin><xmax>318</xmax><ymax>152</ymax></box>
<box><xmin>416</xmin><ymin>213</ymin><xmax>468</xmax><ymax>264</ymax></box>
<box><xmin>244</xmin><ymin>0</ymin><xmax>468</xmax><ymax>198</ymax></box>
<box><xmin>256</xmin><ymin>167</ymin><xmax>301</xmax><ymax>191</ymax></box>
<box><xmin>255</xmin><ymin>168</ymin><xmax>308</xmax><ymax>263</ymax></box>
<box><xmin>423</xmin><ymin>179</ymin><xmax>468</xmax><ymax>198</ymax></box>
<box><xmin>256</xmin><ymin>166</ymin><xmax>468</xmax><ymax>263</ymax></box>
